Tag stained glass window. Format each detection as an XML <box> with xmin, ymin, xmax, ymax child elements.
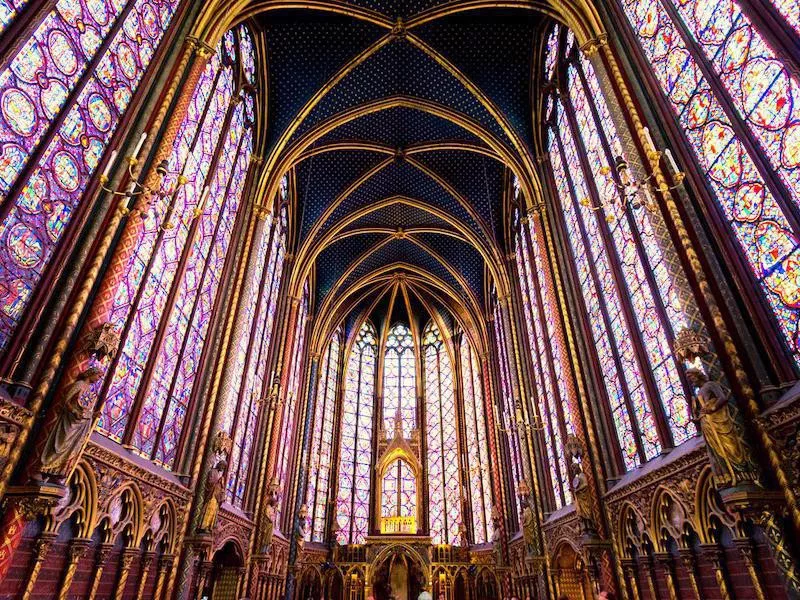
<box><xmin>305</xmin><ymin>328</ymin><xmax>341</xmax><ymax>542</ymax></box>
<box><xmin>381</xmin><ymin>459</ymin><xmax>416</xmax><ymax>519</ymax></box>
<box><xmin>460</xmin><ymin>336</ymin><xmax>492</xmax><ymax>544</ymax></box>
<box><xmin>493</xmin><ymin>298</ymin><xmax>523</xmax><ymax>522</ymax></box>
<box><xmin>223</xmin><ymin>201</ymin><xmax>289</xmax><ymax>507</ymax></box>
<box><xmin>0</xmin><ymin>0</ymin><xmax>180</xmax><ymax>351</ymax></box>
<box><xmin>276</xmin><ymin>279</ymin><xmax>310</xmax><ymax>526</ymax></box>
<box><xmin>383</xmin><ymin>323</ymin><xmax>416</xmax><ymax>438</ymax></box>
<box><xmin>336</xmin><ymin>321</ymin><xmax>377</xmax><ymax>544</ymax></box>
<box><xmin>423</xmin><ymin>321</ymin><xmax>461</xmax><ymax>544</ymax></box>
<box><xmin>93</xmin><ymin>27</ymin><xmax>257</xmax><ymax>471</ymax></box>
<box><xmin>544</xmin><ymin>28</ymin><xmax>694</xmax><ymax>470</ymax></box>
<box><xmin>617</xmin><ymin>0</ymin><xmax>800</xmax><ymax>367</ymax></box>
<box><xmin>514</xmin><ymin>208</ymin><xmax>573</xmax><ymax>508</ymax></box>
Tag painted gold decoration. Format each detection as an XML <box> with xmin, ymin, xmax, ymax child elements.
<box><xmin>197</xmin><ymin>459</ymin><xmax>226</xmax><ymax>533</ymax></box>
<box><xmin>686</xmin><ymin>369</ymin><xmax>759</xmax><ymax>488</ymax></box>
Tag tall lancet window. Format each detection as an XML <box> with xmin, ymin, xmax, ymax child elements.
<box><xmin>423</xmin><ymin>321</ymin><xmax>461</xmax><ymax>544</ymax></box>
<box><xmin>460</xmin><ymin>336</ymin><xmax>492</xmax><ymax>543</ymax></box>
<box><xmin>544</xmin><ymin>27</ymin><xmax>693</xmax><ymax>470</ymax></box>
<box><xmin>222</xmin><ymin>198</ymin><xmax>289</xmax><ymax>507</ymax></box>
<box><xmin>515</xmin><ymin>207</ymin><xmax>574</xmax><ymax>508</ymax></box>
<box><xmin>336</xmin><ymin>320</ymin><xmax>377</xmax><ymax>544</ymax></box>
<box><xmin>96</xmin><ymin>26</ymin><xmax>256</xmax><ymax>469</ymax></box>
<box><xmin>276</xmin><ymin>279</ymin><xmax>310</xmax><ymax>525</ymax></box>
<box><xmin>383</xmin><ymin>323</ymin><xmax>416</xmax><ymax>438</ymax></box>
<box><xmin>0</xmin><ymin>0</ymin><xmax>180</xmax><ymax>351</ymax></box>
<box><xmin>617</xmin><ymin>0</ymin><xmax>800</xmax><ymax>367</ymax></box>
<box><xmin>305</xmin><ymin>327</ymin><xmax>341</xmax><ymax>542</ymax></box>
<box><xmin>493</xmin><ymin>296</ymin><xmax>523</xmax><ymax>521</ymax></box>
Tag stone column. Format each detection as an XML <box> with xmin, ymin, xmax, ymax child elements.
<box><xmin>87</xmin><ymin>544</ymin><xmax>114</xmax><ymax>600</ymax></box>
<box><xmin>136</xmin><ymin>551</ymin><xmax>156</xmax><ymax>599</ymax></box>
<box><xmin>621</xmin><ymin>560</ymin><xmax>641</xmax><ymax>600</ymax></box>
<box><xmin>114</xmin><ymin>548</ymin><xmax>138</xmax><ymax>600</ymax></box>
<box><xmin>700</xmin><ymin>545</ymin><xmax>732</xmax><ymax>600</ymax></box>
<box><xmin>153</xmin><ymin>554</ymin><xmax>175</xmax><ymax>600</ymax></box>
<box><xmin>20</xmin><ymin>533</ymin><xmax>56</xmax><ymax>600</ymax></box>
<box><xmin>57</xmin><ymin>537</ymin><xmax>90</xmax><ymax>600</ymax></box>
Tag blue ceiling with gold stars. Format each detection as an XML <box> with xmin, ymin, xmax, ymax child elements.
<box><xmin>256</xmin><ymin>1</ymin><xmax>543</xmax><ymax>331</ymax></box>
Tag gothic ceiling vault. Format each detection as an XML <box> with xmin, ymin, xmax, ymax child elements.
<box><xmin>242</xmin><ymin>1</ymin><xmax>557</xmax><ymax>347</ymax></box>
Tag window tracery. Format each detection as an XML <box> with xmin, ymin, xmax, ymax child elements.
<box><xmin>423</xmin><ymin>320</ymin><xmax>461</xmax><ymax>544</ymax></box>
<box><xmin>0</xmin><ymin>0</ymin><xmax>179</xmax><ymax>350</ymax></box>
<box><xmin>336</xmin><ymin>320</ymin><xmax>377</xmax><ymax>544</ymax></box>
<box><xmin>95</xmin><ymin>26</ymin><xmax>257</xmax><ymax>470</ymax></box>
<box><xmin>544</xmin><ymin>26</ymin><xmax>695</xmax><ymax>470</ymax></box>
<box><xmin>618</xmin><ymin>0</ymin><xmax>800</xmax><ymax>367</ymax></box>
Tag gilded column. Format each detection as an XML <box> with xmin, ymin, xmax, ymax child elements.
<box><xmin>621</xmin><ymin>560</ymin><xmax>640</xmax><ymax>600</ymax></box>
<box><xmin>20</xmin><ymin>533</ymin><xmax>55</xmax><ymax>600</ymax></box>
<box><xmin>734</xmin><ymin>539</ymin><xmax>766</xmax><ymax>600</ymax></box>
<box><xmin>153</xmin><ymin>554</ymin><xmax>175</xmax><ymax>600</ymax></box>
<box><xmin>114</xmin><ymin>548</ymin><xmax>138</xmax><ymax>600</ymax></box>
<box><xmin>57</xmin><ymin>537</ymin><xmax>91</xmax><ymax>600</ymax></box>
<box><xmin>655</xmin><ymin>553</ymin><xmax>678</xmax><ymax>600</ymax></box>
<box><xmin>87</xmin><ymin>544</ymin><xmax>114</xmax><ymax>600</ymax></box>
<box><xmin>678</xmin><ymin>548</ymin><xmax>701</xmax><ymax>600</ymax></box>
<box><xmin>700</xmin><ymin>545</ymin><xmax>732</xmax><ymax>600</ymax></box>
<box><xmin>591</xmin><ymin>34</ymin><xmax>800</xmax><ymax>535</ymax></box>
<box><xmin>136</xmin><ymin>551</ymin><xmax>156</xmax><ymax>599</ymax></box>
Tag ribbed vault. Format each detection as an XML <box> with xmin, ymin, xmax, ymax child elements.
<box><xmin>191</xmin><ymin>0</ymin><xmax>605</xmax><ymax>347</ymax></box>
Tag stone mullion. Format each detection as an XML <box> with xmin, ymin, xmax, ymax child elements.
<box><xmin>0</xmin><ymin>41</ymin><xmax>211</xmax><ymax>510</ymax></box>
<box><xmin>284</xmin><ymin>353</ymin><xmax>321</xmax><ymax>600</ymax></box>
<box><xmin>168</xmin><ymin>200</ymin><xmax>262</xmax><ymax>599</ymax></box>
<box><xmin>596</xmin><ymin>33</ymin><xmax>800</xmax><ymax>536</ymax></box>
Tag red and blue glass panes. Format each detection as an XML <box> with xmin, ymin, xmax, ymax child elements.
<box><xmin>515</xmin><ymin>216</ymin><xmax>571</xmax><ymax>508</ymax></box>
<box><xmin>336</xmin><ymin>321</ymin><xmax>376</xmax><ymax>544</ymax></box>
<box><xmin>306</xmin><ymin>330</ymin><xmax>341</xmax><ymax>542</ymax></box>
<box><xmin>492</xmin><ymin>299</ymin><xmax>523</xmax><ymax>520</ymax></box>
<box><xmin>566</xmin><ymin>61</ymin><xmax>693</xmax><ymax>446</ymax></box>
<box><xmin>0</xmin><ymin>0</ymin><xmax>179</xmax><ymax>350</ymax></box>
<box><xmin>544</xmin><ymin>24</ymin><xmax>560</xmax><ymax>80</ymax></box>
<box><xmin>769</xmin><ymin>0</ymin><xmax>800</xmax><ymax>34</ymax></box>
<box><xmin>618</xmin><ymin>0</ymin><xmax>800</xmax><ymax>366</ymax></box>
<box><xmin>276</xmin><ymin>281</ymin><xmax>309</xmax><ymax>525</ymax></box>
<box><xmin>0</xmin><ymin>0</ymin><xmax>27</xmax><ymax>33</ymax></box>
<box><xmin>226</xmin><ymin>207</ymin><xmax>288</xmax><ymax>506</ymax></box>
<box><xmin>460</xmin><ymin>336</ymin><xmax>492</xmax><ymax>544</ymax></box>
<box><xmin>383</xmin><ymin>323</ymin><xmax>416</xmax><ymax>438</ymax></box>
<box><xmin>93</xmin><ymin>27</ymin><xmax>257</xmax><ymax>473</ymax></box>
<box><xmin>99</xmin><ymin>40</ymin><xmax>234</xmax><ymax>443</ymax></box>
<box><xmin>382</xmin><ymin>459</ymin><xmax>416</xmax><ymax>520</ymax></box>
<box><xmin>424</xmin><ymin>321</ymin><xmax>461</xmax><ymax>544</ymax></box>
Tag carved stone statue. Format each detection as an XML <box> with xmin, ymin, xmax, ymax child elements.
<box><xmin>570</xmin><ymin>462</ymin><xmax>595</xmax><ymax>534</ymax></box>
<box><xmin>36</xmin><ymin>367</ymin><xmax>103</xmax><ymax>481</ymax></box>
<box><xmin>296</xmin><ymin>504</ymin><xmax>309</xmax><ymax>552</ymax></box>
<box><xmin>685</xmin><ymin>368</ymin><xmax>759</xmax><ymax>488</ymax></box>
<box><xmin>458</xmin><ymin>521</ymin><xmax>469</xmax><ymax>548</ymax></box>
<box><xmin>520</xmin><ymin>498</ymin><xmax>536</xmax><ymax>557</ymax></box>
<box><xmin>263</xmin><ymin>479</ymin><xmax>280</xmax><ymax>552</ymax></box>
<box><xmin>198</xmin><ymin>460</ymin><xmax>227</xmax><ymax>533</ymax></box>
<box><xmin>491</xmin><ymin>505</ymin><xmax>503</xmax><ymax>566</ymax></box>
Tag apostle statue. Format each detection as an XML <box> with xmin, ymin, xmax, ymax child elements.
<box><xmin>491</xmin><ymin>504</ymin><xmax>504</xmax><ymax>566</ymax></box>
<box><xmin>296</xmin><ymin>504</ymin><xmax>310</xmax><ymax>552</ymax></box>
<box><xmin>198</xmin><ymin>460</ymin><xmax>227</xmax><ymax>533</ymax></box>
<box><xmin>570</xmin><ymin>462</ymin><xmax>596</xmax><ymax>535</ymax></box>
<box><xmin>36</xmin><ymin>366</ymin><xmax>104</xmax><ymax>482</ymax></box>
<box><xmin>686</xmin><ymin>368</ymin><xmax>759</xmax><ymax>488</ymax></box>
<box><xmin>263</xmin><ymin>479</ymin><xmax>280</xmax><ymax>552</ymax></box>
<box><xmin>520</xmin><ymin>498</ymin><xmax>536</xmax><ymax>557</ymax></box>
